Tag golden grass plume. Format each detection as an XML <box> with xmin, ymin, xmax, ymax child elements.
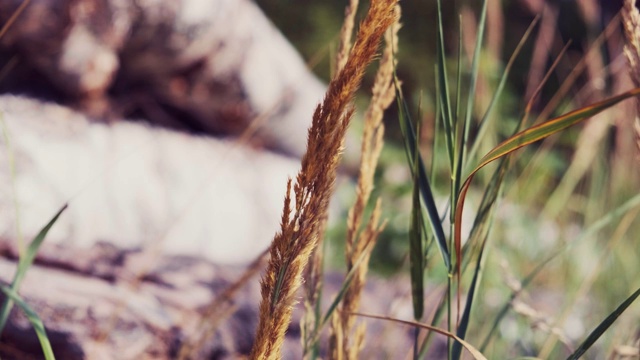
<box><xmin>335</xmin><ymin>0</ymin><xmax>360</xmax><ymax>75</ymax></box>
<box><xmin>329</xmin><ymin>7</ymin><xmax>400</xmax><ymax>360</ymax></box>
<box><xmin>250</xmin><ymin>1</ymin><xmax>398</xmax><ymax>358</ymax></box>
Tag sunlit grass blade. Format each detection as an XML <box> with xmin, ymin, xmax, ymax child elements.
<box><xmin>454</xmin><ymin>0</ymin><xmax>487</xmax><ymax>207</ymax></box>
<box><xmin>408</xmin><ymin>121</ymin><xmax>425</xmax><ymax>359</ymax></box>
<box><xmin>302</xmin><ymin>240</ymin><xmax>375</xmax><ymax>353</ymax></box>
<box><xmin>467</xmin><ymin>16</ymin><xmax>540</xmax><ymax>165</ymax></box>
<box><xmin>452</xmin><ymin>230</ymin><xmax>491</xmax><ymax>360</ymax></box>
<box><xmin>453</xmin><ymin>87</ymin><xmax>640</xmax><ymax>281</ymax></box>
<box><xmin>436</xmin><ymin>0</ymin><xmax>454</xmax><ymax>168</ymax></box>
<box><xmin>453</xmin><ymin>159</ymin><xmax>509</xmax><ymax>360</ymax></box>
<box><xmin>321</xmin><ymin>246</ymin><xmax>371</xmax><ymax>327</ymax></box>
<box><xmin>462</xmin><ymin>157</ymin><xmax>508</xmax><ymax>264</ymax></box>
<box><xmin>565</xmin><ymin>286</ymin><xmax>640</xmax><ymax>360</ymax></box>
<box><xmin>475</xmin><ymin>87</ymin><xmax>640</xmax><ymax>170</ymax></box>
<box><xmin>417</xmin><ymin>286</ymin><xmax>448</xmax><ymax>358</ymax></box>
<box><xmin>0</xmin><ymin>204</ymin><xmax>67</xmax><ymax>332</ymax></box>
<box><xmin>409</xmin><ymin>124</ymin><xmax>425</xmax><ymax>322</ymax></box>
<box><xmin>395</xmin><ymin>78</ymin><xmax>451</xmax><ymax>271</ymax></box>
<box><xmin>353</xmin><ymin>311</ymin><xmax>488</xmax><ymax>360</ymax></box>
<box><xmin>450</xmin><ymin>2</ymin><xmax>488</xmax><ymax>333</ymax></box>
<box><xmin>0</xmin><ymin>285</ymin><xmax>55</xmax><ymax>360</ymax></box>
<box><xmin>454</xmin><ymin>18</ymin><xmax>462</xmax><ymax>127</ymax></box>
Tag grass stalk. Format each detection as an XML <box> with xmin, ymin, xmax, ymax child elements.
<box><xmin>327</xmin><ymin>7</ymin><xmax>399</xmax><ymax>359</ymax></box>
<box><xmin>249</xmin><ymin>1</ymin><xmax>398</xmax><ymax>358</ymax></box>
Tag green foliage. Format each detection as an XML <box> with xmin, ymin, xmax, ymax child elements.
<box><xmin>0</xmin><ymin>285</ymin><xmax>56</xmax><ymax>360</ymax></box>
<box><xmin>384</xmin><ymin>1</ymin><xmax>640</xmax><ymax>359</ymax></box>
<box><xmin>0</xmin><ymin>205</ymin><xmax>66</xmax><ymax>360</ymax></box>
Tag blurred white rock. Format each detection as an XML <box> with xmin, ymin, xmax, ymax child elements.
<box><xmin>0</xmin><ymin>95</ymin><xmax>301</xmax><ymax>264</ymax></box>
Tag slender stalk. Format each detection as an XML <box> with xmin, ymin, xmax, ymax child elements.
<box><xmin>250</xmin><ymin>1</ymin><xmax>398</xmax><ymax>358</ymax></box>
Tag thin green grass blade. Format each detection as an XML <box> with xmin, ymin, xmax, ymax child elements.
<box><xmin>451</xmin><ymin>225</ymin><xmax>492</xmax><ymax>360</ymax></box>
<box><xmin>0</xmin><ymin>204</ymin><xmax>67</xmax><ymax>332</ymax></box>
<box><xmin>409</xmin><ymin>124</ymin><xmax>425</xmax><ymax>321</ymax></box>
<box><xmin>303</xmin><ymin>240</ymin><xmax>374</xmax><ymax>355</ymax></box>
<box><xmin>453</xmin><ymin>134</ymin><xmax>507</xmax><ymax>360</ymax></box>
<box><xmin>431</xmin><ymin>87</ymin><xmax>441</xmax><ymax>185</ymax></box>
<box><xmin>436</xmin><ymin>0</ymin><xmax>455</xmax><ymax>168</ymax></box>
<box><xmin>464</xmin><ymin>38</ymin><xmax>568</xmax><ymax>270</ymax></box>
<box><xmin>467</xmin><ymin>16</ymin><xmax>540</xmax><ymax>165</ymax></box>
<box><xmin>409</xmin><ymin>129</ymin><xmax>425</xmax><ymax>360</ymax></box>
<box><xmin>395</xmin><ymin>79</ymin><xmax>451</xmax><ymax>271</ymax></box>
<box><xmin>320</xmin><ymin>239</ymin><xmax>373</xmax><ymax>328</ymax></box>
<box><xmin>453</xmin><ymin>87</ymin><xmax>640</xmax><ymax>281</ymax></box>
<box><xmin>417</xmin><ymin>285</ymin><xmax>448</xmax><ymax>358</ymax></box>
<box><xmin>454</xmin><ymin>0</ymin><xmax>487</xmax><ymax>207</ymax></box>
<box><xmin>454</xmin><ymin>16</ymin><xmax>463</xmax><ymax>128</ymax></box>
<box><xmin>354</xmin><ymin>312</ymin><xmax>488</xmax><ymax>360</ymax></box>
<box><xmin>461</xmin><ymin>153</ymin><xmax>513</xmax><ymax>282</ymax></box>
<box><xmin>0</xmin><ymin>285</ymin><xmax>56</xmax><ymax>360</ymax></box>
<box><xmin>452</xmin><ymin>15</ymin><xmax>462</xmax><ymax>133</ymax></box>
<box><xmin>452</xmin><ymin>158</ymin><xmax>508</xmax><ymax>360</ymax></box>
<box><xmin>475</xmin><ymin>88</ymin><xmax>640</xmax><ymax>170</ymax></box>
<box><xmin>566</xmin><ymin>286</ymin><xmax>640</xmax><ymax>360</ymax></box>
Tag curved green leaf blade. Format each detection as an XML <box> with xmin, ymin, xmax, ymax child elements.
<box><xmin>395</xmin><ymin>78</ymin><xmax>451</xmax><ymax>271</ymax></box>
<box><xmin>566</xmin><ymin>286</ymin><xmax>640</xmax><ymax>360</ymax></box>
<box><xmin>0</xmin><ymin>285</ymin><xmax>56</xmax><ymax>360</ymax></box>
<box><xmin>453</xmin><ymin>87</ymin><xmax>640</xmax><ymax>280</ymax></box>
<box><xmin>409</xmin><ymin>133</ymin><xmax>425</xmax><ymax>321</ymax></box>
<box><xmin>0</xmin><ymin>204</ymin><xmax>67</xmax><ymax>332</ymax></box>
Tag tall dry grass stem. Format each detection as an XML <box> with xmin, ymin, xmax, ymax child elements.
<box><xmin>335</xmin><ymin>0</ymin><xmax>360</xmax><ymax>75</ymax></box>
<box><xmin>302</xmin><ymin>0</ymin><xmax>361</xmax><ymax>355</ymax></box>
<box><xmin>329</xmin><ymin>8</ymin><xmax>400</xmax><ymax>360</ymax></box>
<box><xmin>250</xmin><ymin>1</ymin><xmax>398</xmax><ymax>358</ymax></box>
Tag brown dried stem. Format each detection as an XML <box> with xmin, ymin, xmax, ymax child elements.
<box><xmin>335</xmin><ymin>0</ymin><xmax>360</xmax><ymax>75</ymax></box>
<box><xmin>302</xmin><ymin>1</ymin><xmax>362</xmax><ymax>352</ymax></box>
<box><xmin>249</xmin><ymin>1</ymin><xmax>398</xmax><ymax>359</ymax></box>
<box><xmin>329</xmin><ymin>7</ymin><xmax>400</xmax><ymax>360</ymax></box>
